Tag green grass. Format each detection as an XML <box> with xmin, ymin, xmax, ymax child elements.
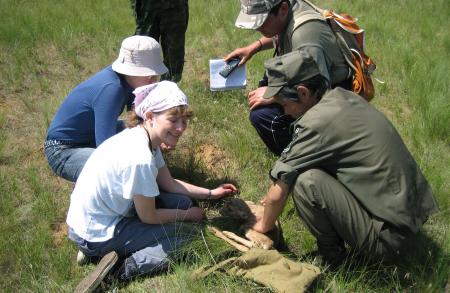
<box><xmin>0</xmin><ymin>0</ymin><xmax>449</xmax><ymax>292</ymax></box>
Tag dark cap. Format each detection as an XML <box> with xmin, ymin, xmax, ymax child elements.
<box><xmin>235</xmin><ymin>0</ymin><xmax>283</xmax><ymax>29</ymax></box>
<box><xmin>263</xmin><ymin>50</ymin><xmax>326</xmax><ymax>99</ymax></box>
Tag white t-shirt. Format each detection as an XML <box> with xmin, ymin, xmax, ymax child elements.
<box><xmin>66</xmin><ymin>126</ymin><xmax>165</xmax><ymax>242</ymax></box>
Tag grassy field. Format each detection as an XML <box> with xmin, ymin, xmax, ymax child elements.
<box><xmin>0</xmin><ymin>0</ymin><xmax>449</xmax><ymax>292</ymax></box>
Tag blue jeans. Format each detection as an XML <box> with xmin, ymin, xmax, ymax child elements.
<box><xmin>68</xmin><ymin>192</ymin><xmax>196</xmax><ymax>279</ymax></box>
<box><xmin>44</xmin><ymin>120</ymin><xmax>126</xmax><ymax>182</ymax></box>
<box><xmin>44</xmin><ymin>144</ymin><xmax>94</xmax><ymax>182</ymax></box>
<box><xmin>249</xmin><ymin>104</ymin><xmax>294</xmax><ymax>155</ymax></box>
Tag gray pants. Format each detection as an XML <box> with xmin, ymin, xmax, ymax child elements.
<box><xmin>292</xmin><ymin>169</ymin><xmax>411</xmax><ymax>262</ymax></box>
<box><xmin>69</xmin><ymin>192</ymin><xmax>196</xmax><ymax>279</ymax></box>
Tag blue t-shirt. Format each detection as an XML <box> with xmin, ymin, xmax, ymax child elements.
<box><xmin>46</xmin><ymin>65</ymin><xmax>133</xmax><ymax>147</ymax></box>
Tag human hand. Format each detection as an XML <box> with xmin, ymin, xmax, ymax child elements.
<box><xmin>185</xmin><ymin>207</ymin><xmax>205</xmax><ymax>222</ymax></box>
<box><xmin>224</xmin><ymin>44</ymin><xmax>256</xmax><ymax>65</ymax></box>
<box><xmin>260</xmin><ymin>197</ymin><xmax>267</xmax><ymax>206</ymax></box>
<box><xmin>210</xmin><ymin>183</ymin><xmax>239</xmax><ymax>200</ymax></box>
<box><xmin>160</xmin><ymin>143</ymin><xmax>174</xmax><ymax>152</ymax></box>
<box><xmin>248</xmin><ymin>87</ymin><xmax>275</xmax><ymax>110</ymax></box>
<box><xmin>252</xmin><ymin>217</ymin><xmax>273</xmax><ymax>234</ymax></box>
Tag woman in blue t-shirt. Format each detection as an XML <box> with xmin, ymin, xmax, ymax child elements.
<box><xmin>45</xmin><ymin>35</ymin><xmax>168</xmax><ymax>182</ymax></box>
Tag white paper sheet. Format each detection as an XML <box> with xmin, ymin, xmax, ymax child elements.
<box><xmin>209</xmin><ymin>59</ymin><xmax>246</xmax><ymax>91</ymax></box>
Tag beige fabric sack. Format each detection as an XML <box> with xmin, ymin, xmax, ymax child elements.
<box><xmin>192</xmin><ymin>248</ymin><xmax>320</xmax><ymax>293</ymax></box>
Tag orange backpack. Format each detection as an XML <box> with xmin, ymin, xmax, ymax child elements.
<box><xmin>294</xmin><ymin>0</ymin><xmax>377</xmax><ymax>101</ymax></box>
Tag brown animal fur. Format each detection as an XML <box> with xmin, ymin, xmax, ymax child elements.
<box><xmin>219</xmin><ymin>198</ymin><xmax>281</xmax><ymax>250</ymax></box>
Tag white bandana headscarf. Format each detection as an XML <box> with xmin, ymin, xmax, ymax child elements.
<box><xmin>133</xmin><ymin>81</ymin><xmax>188</xmax><ymax>119</ymax></box>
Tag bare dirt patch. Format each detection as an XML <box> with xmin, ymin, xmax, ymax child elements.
<box><xmin>402</xmin><ymin>104</ymin><xmax>413</xmax><ymax>119</ymax></box>
<box><xmin>196</xmin><ymin>143</ymin><xmax>231</xmax><ymax>175</ymax></box>
<box><xmin>378</xmin><ymin>105</ymin><xmax>395</xmax><ymax>121</ymax></box>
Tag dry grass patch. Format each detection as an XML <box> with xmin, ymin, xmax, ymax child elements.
<box><xmin>401</xmin><ymin>104</ymin><xmax>413</xmax><ymax>119</ymax></box>
<box><xmin>51</xmin><ymin>221</ymin><xmax>68</xmax><ymax>247</ymax></box>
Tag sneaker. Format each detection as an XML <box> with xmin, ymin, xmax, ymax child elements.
<box><xmin>75</xmin><ymin>251</ymin><xmax>119</xmax><ymax>293</ymax></box>
<box><xmin>77</xmin><ymin>251</ymin><xmax>91</xmax><ymax>266</ymax></box>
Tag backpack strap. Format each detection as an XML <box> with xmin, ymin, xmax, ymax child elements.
<box><xmin>291</xmin><ymin>1</ymin><xmax>356</xmax><ymax>72</ymax></box>
<box><xmin>282</xmin><ymin>1</ymin><xmax>326</xmax><ymax>56</ymax></box>
<box><xmin>299</xmin><ymin>0</ymin><xmax>324</xmax><ymax>14</ymax></box>
<box><xmin>291</xmin><ymin>0</ymin><xmax>326</xmax><ymax>33</ymax></box>
<box><xmin>332</xmin><ymin>29</ymin><xmax>358</xmax><ymax>73</ymax></box>
<box><xmin>292</xmin><ymin>10</ymin><xmax>325</xmax><ymax>32</ymax></box>
<box><xmin>290</xmin><ymin>1</ymin><xmax>353</xmax><ymax>77</ymax></box>
<box><xmin>295</xmin><ymin>0</ymin><xmax>377</xmax><ymax>100</ymax></box>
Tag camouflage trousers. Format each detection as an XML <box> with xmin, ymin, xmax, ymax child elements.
<box><xmin>131</xmin><ymin>0</ymin><xmax>189</xmax><ymax>82</ymax></box>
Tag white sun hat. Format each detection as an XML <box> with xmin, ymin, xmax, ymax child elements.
<box><xmin>112</xmin><ymin>36</ymin><xmax>168</xmax><ymax>77</ymax></box>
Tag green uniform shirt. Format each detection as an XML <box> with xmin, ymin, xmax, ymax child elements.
<box><xmin>271</xmin><ymin>88</ymin><xmax>438</xmax><ymax>233</ymax></box>
<box><xmin>277</xmin><ymin>0</ymin><xmax>349</xmax><ymax>86</ymax></box>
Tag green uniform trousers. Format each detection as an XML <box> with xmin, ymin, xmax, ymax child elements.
<box><xmin>131</xmin><ymin>0</ymin><xmax>188</xmax><ymax>82</ymax></box>
<box><xmin>293</xmin><ymin>169</ymin><xmax>412</xmax><ymax>262</ymax></box>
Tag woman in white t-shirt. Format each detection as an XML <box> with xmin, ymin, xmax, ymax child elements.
<box><xmin>66</xmin><ymin>81</ymin><xmax>238</xmax><ymax>288</ymax></box>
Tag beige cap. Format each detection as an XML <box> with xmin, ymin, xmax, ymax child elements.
<box><xmin>235</xmin><ymin>0</ymin><xmax>282</xmax><ymax>29</ymax></box>
<box><xmin>112</xmin><ymin>36</ymin><xmax>168</xmax><ymax>77</ymax></box>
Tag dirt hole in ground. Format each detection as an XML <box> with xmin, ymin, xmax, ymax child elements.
<box><xmin>196</xmin><ymin>143</ymin><xmax>231</xmax><ymax>176</ymax></box>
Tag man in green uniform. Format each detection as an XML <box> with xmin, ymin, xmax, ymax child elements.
<box><xmin>252</xmin><ymin>50</ymin><xmax>438</xmax><ymax>264</ymax></box>
<box><xmin>130</xmin><ymin>0</ymin><xmax>188</xmax><ymax>82</ymax></box>
<box><xmin>226</xmin><ymin>0</ymin><xmax>350</xmax><ymax>155</ymax></box>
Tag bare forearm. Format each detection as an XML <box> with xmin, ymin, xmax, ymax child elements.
<box><xmin>139</xmin><ymin>208</ymin><xmax>183</xmax><ymax>224</ymax></box>
<box><xmin>157</xmin><ymin>166</ymin><xmax>210</xmax><ymax>199</ymax></box>
<box><xmin>249</xmin><ymin>37</ymin><xmax>274</xmax><ymax>54</ymax></box>
<box><xmin>260</xmin><ymin>196</ymin><xmax>287</xmax><ymax>232</ymax></box>
<box><xmin>134</xmin><ymin>194</ymin><xmax>204</xmax><ymax>224</ymax></box>
<box><xmin>157</xmin><ymin>166</ymin><xmax>237</xmax><ymax>200</ymax></box>
<box><xmin>255</xmin><ymin>181</ymin><xmax>289</xmax><ymax>233</ymax></box>
<box><xmin>140</xmin><ymin>208</ymin><xmax>194</xmax><ymax>224</ymax></box>
<box><xmin>170</xmin><ymin>180</ymin><xmax>238</xmax><ymax>200</ymax></box>
<box><xmin>258</xmin><ymin>37</ymin><xmax>274</xmax><ymax>51</ymax></box>
<box><xmin>166</xmin><ymin>179</ymin><xmax>210</xmax><ymax>200</ymax></box>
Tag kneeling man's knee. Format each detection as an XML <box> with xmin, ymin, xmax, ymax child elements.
<box><xmin>293</xmin><ymin>169</ymin><xmax>328</xmax><ymax>204</ymax></box>
<box><xmin>297</xmin><ymin>169</ymin><xmax>328</xmax><ymax>185</ymax></box>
